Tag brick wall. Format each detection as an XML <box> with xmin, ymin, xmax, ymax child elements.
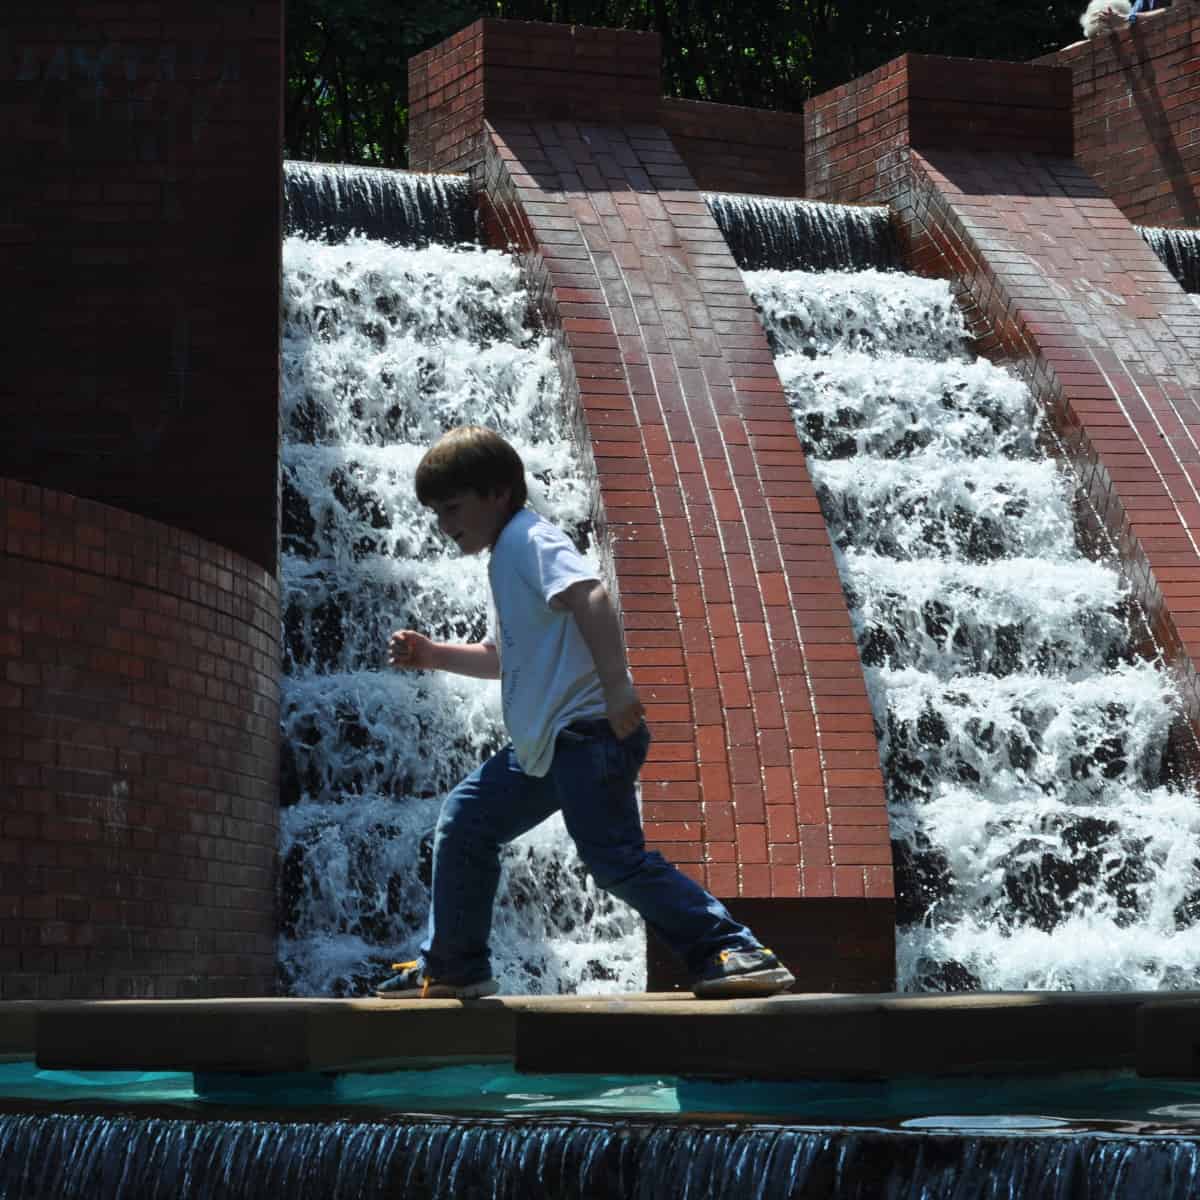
<box><xmin>409</xmin><ymin>19</ymin><xmax>661</xmax><ymax>175</ymax></box>
<box><xmin>806</xmin><ymin>55</ymin><xmax>1200</xmax><ymax>739</ymax></box>
<box><xmin>0</xmin><ymin>2</ymin><xmax>283</xmax><ymax>575</ymax></box>
<box><xmin>416</xmin><ymin>21</ymin><xmax>895</xmax><ymax>992</ymax></box>
<box><xmin>1</xmin><ymin>481</ymin><xmax>280</xmax><ymax>999</ymax></box>
<box><xmin>1036</xmin><ymin>2</ymin><xmax>1200</xmax><ymax>227</ymax></box>
<box><xmin>805</xmin><ymin>54</ymin><xmax>1073</xmax><ymax>205</ymax></box>
<box><xmin>409</xmin><ymin>21</ymin><xmax>807</xmax><ymax>202</ymax></box>
<box><xmin>659</xmin><ymin>98</ymin><xmax>805</xmax><ymax>198</ymax></box>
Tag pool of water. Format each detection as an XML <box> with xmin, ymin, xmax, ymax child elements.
<box><xmin>6</xmin><ymin>1061</ymin><xmax>1200</xmax><ymax>1134</ymax></box>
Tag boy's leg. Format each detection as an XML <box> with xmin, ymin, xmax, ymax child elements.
<box><xmin>385</xmin><ymin>745</ymin><xmax>557</xmax><ymax>992</ymax></box>
<box><xmin>551</xmin><ymin>721</ymin><xmax>792</xmax><ymax>994</ymax></box>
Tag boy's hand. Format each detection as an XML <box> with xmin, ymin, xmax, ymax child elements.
<box><xmin>604</xmin><ymin>676</ymin><xmax>646</xmax><ymax>740</ymax></box>
<box><xmin>388</xmin><ymin>630</ymin><xmax>435</xmax><ymax>671</ymax></box>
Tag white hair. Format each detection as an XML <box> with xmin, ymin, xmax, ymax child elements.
<box><xmin>1081</xmin><ymin>0</ymin><xmax>1131</xmax><ymax>36</ymax></box>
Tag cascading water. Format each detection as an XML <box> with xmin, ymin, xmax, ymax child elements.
<box><xmin>278</xmin><ymin>172</ymin><xmax>644</xmax><ymax>995</ymax></box>
<box><xmin>283</xmin><ymin>161</ymin><xmax>477</xmax><ymax>246</ymax></box>
<box><xmin>7</xmin><ymin>1111</ymin><xmax>1200</xmax><ymax>1199</ymax></box>
<box><xmin>733</xmin><ymin>212</ymin><xmax>1200</xmax><ymax>991</ymax></box>
<box><xmin>1139</xmin><ymin>225</ymin><xmax>1200</xmax><ymax>295</ymax></box>
<box><xmin>706</xmin><ymin>194</ymin><xmax>896</xmax><ymax>272</ymax></box>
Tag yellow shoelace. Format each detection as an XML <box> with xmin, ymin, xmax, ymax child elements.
<box><xmin>717</xmin><ymin>947</ymin><xmax>774</xmax><ymax>965</ymax></box>
<box><xmin>390</xmin><ymin>960</ymin><xmax>433</xmax><ymax>998</ymax></box>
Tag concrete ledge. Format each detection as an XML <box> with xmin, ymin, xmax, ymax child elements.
<box><xmin>1139</xmin><ymin>1000</ymin><xmax>1200</xmax><ymax>1078</ymax></box>
<box><xmin>513</xmin><ymin>992</ymin><xmax>1152</xmax><ymax>1080</ymax></box>
<box><xmin>0</xmin><ymin>1003</ymin><xmax>37</xmax><ymax>1064</ymax></box>
<box><xmin>33</xmin><ymin>998</ymin><xmax>518</xmax><ymax>1073</ymax></box>
<box><xmin>11</xmin><ymin>991</ymin><xmax>1197</xmax><ymax>1081</ymax></box>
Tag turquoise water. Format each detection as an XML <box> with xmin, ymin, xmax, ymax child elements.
<box><xmin>6</xmin><ymin>1061</ymin><xmax>1200</xmax><ymax>1132</ymax></box>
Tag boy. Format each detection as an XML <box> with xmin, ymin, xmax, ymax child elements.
<box><xmin>376</xmin><ymin>425</ymin><xmax>795</xmax><ymax>1000</ymax></box>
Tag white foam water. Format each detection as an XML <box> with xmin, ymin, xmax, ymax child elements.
<box><xmin>279</xmin><ymin>234</ymin><xmax>644</xmax><ymax>996</ymax></box>
<box><xmin>745</xmin><ymin>266</ymin><xmax>1200</xmax><ymax>992</ymax></box>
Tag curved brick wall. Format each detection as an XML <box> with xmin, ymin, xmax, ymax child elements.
<box><xmin>411</xmin><ymin>20</ymin><xmax>895</xmax><ymax>993</ymax></box>
<box><xmin>0</xmin><ymin>480</ymin><xmax>280</xmax><ymax>999</ymax></box>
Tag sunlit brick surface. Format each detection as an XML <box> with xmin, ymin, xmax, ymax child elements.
<box><xmin>1036</xmin><ymin>4</ymin><xmax>1200</xmax><ymax>227</ymax></box>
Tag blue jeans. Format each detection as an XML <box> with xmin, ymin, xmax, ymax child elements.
<box><xmin>420</xmin><ymin>719</ymin><xmax>759</xmax><ymax>983</ymax></box>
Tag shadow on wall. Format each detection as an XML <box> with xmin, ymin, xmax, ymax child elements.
<box><xmin>1114</xmin><ymin>17</ymin><xmax>1199</xmax><ymax>225</ymax></box>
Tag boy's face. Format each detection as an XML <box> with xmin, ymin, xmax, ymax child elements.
<box><xmin>428</xmin><ymin>489</ymin><xmax>513</xmax><ymax>555</ymax></box>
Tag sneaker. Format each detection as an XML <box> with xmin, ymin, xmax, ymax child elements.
<box><xmin>692</xmin><ymin>947</ymin><xmax>795</xmax><ymax>998</ymax></box>
<box><xmin>374</xmin><ymin>960</ymin><xmax>499</xmax><ymax>1000</ymax></box>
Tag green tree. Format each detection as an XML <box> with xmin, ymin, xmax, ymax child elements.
<box><xmin>286</xmin><ymin>0</ymin><xmax>479</xmax><ymax>165</ymax></box>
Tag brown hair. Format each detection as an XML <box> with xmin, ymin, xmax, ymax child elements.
<box><xmin>414</xmin><ymin>425</ymin><xmax>528</xmax><ymax>511</ymax></box>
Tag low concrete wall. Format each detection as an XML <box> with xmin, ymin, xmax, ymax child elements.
<box><xmin>20</xmin><ymin>991</ymin><xmax>1169</xmax><ymax>1081</ymax></box>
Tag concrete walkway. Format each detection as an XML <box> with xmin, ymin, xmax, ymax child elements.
<box><xmin>3</xmin><ymin>991</ymin><xmax>1198</xmax><ymax>1081</ymax></box>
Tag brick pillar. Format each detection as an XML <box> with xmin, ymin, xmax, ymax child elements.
<box><xmin>412</xmin><ymin>21</ymin><xmax>895</xmax><ymax>993</ymax></box>
<box><xmin>806</xmin><ymin>52</ymin><xmax>1200</xmax><ymax>734</ymax></box>
<box><xmin>0</xmin><ymin>4</ymin><xmax>284</xmax><ymax>998</ymax></box>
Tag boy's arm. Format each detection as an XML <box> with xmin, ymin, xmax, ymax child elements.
<box><xmin>552</xmin><ymin>580</ymin><xmax>645</xmax><ymax>738</ymax></box>
<box><xmin>389</xmin><ymin>630</ymin><xmax>500</xmax><ymax>679</ymax></box>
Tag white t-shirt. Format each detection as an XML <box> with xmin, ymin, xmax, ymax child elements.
<box><xmin>486</xmin><ymin>508</ymin><xmax>608</xmax><ymax>776</ymax></box>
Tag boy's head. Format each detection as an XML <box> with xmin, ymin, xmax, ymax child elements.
<box><xmin>415</xmin><ymin>426</ymin><xmax>528</xmax><ymax>512</ymax></box>
<box><xmin>415</xmin><ymin>426</ymin><xmax>528</xmax><ymax>554</ymax></box>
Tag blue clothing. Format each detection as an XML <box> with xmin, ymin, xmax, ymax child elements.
<box><xmin>420</xmin><ymin>719</ymin><xmax>758</xmax><ymax>983</ymax></box>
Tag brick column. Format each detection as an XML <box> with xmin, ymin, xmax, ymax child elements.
<box><xmin>412</xmin><ymin>21</ymin><xmax>894</xmax><ymax>992</ymax></box>
<box><xmin>807</xmin><ymin>52</ymin><xmax>1200</xmax><ymax>737</ymax></box>
<box><xmin>0</xmin><ymin>3</ymin><xmax>283</xmax><ymax>574</ymax></box>
<box><xmin>0</xmin><ymin>4</ymin><xmax>284</xmax><ymax>999</ymax></box>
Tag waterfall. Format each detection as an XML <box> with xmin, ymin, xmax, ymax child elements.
<box><xmin>706</xmin><ymin>193</ymin><xmax>897</xmax><ymax>272</ymax></box>
<box><xmin>278</xmin><ymin>174</ymin><xmax>644</xmax><ymax>995</ymax></box>
<box><xmin>283</xmin><ymin>162</ymin><xmax>477</xmax><ymax>245</ymax></box>
<box><xmin>4</xmin><ymin>1111</ymin><xmax>1200</xmax><ymax>1199</ymax></box>
<box><xmin>1138</xmin><ymin>225</ymin><xmax>1200</xmax><ymax>294</ymax></box>
<box><xmin>743</xmin><ymin>262</ymin><xmax>1200</xmax><ymax>992</ymax></box>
